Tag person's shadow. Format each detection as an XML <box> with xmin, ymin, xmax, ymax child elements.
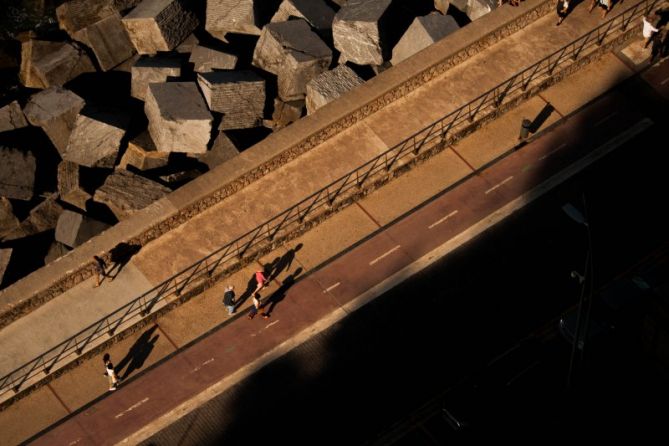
<box><xmin>267</xmin><ymin>243</ymin><xmax>303</xmax><ymax>282</ymax></box>
<box><xmin>107</xmin><ymin>242</ymin><xmax>141</xmax><ymax>279</ymax></box>
<box><xmin>260</xmin><ymin>267</ymin><xmax>303</xmax><ymax>318</ymax></box>
<box><xmin>116</xmin><ymin>325</ymin><xmax>159</xmax><ymax>380</ymax></box>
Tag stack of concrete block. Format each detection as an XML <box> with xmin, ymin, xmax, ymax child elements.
<box><xmin>206</xmin><ymin>0</ymin><xmax>262</xmax><ymax>40</ymax></box>
<box><xmin>0</xmin><ymin>147</ymin><xmax>36</xmax><ymax>201</ymax></box>
<box><xmin>253</xmin><ymin>20</ymin><xmax>332</xmax><ymax>101</ymax></box>
<box><xmin>271</xmin><ymin>0</ymin><xmax>336</xmax><ymax>31</ymax></box>
<box><xmin>145</xmin><ymin>82</ymin><xmax>213</xmax><ymax>153</ymax></box>
<box><xmin>271</xmin><ymin>98</ymin><xmax>304</xmax><ymax>129</ymax></box>
<box><xmin>19</xmin><ymin>39</ymin><xmax>95</xmax><ymax>88</ymax></box>
<box><xmin>0</xmin><ymin>101</ymin><xmax>28</xmax><ymax>133</ymax></box>
<box><xmin>55</xmin><ymin>210</ymin><xmax>110</xmax><ymax>247</ymax></box>
<box><xmin>189</xmin><ymin>45</ymin><xmax>238</xmax><ymax>73</ymax></box>
<box><xmin>62</xmin><ymin>110</ymin><xmax>128</xmax><ymax>168</ymax></box>
<box><xmin>333</xmin><ymin>0</ymin><xmax>393</xmax><ymax>66</ymax></box>
<box><xmin>306</xmin><ymin>64</ymin><xmax>364</xmax><ymax>114</ymax></box>
<box><xmin>195</xmin><ymin>131</ymin><xmax>240</xmax><ymax>170</ymax></box>
<box><xmin>0</xmin><ymin>198</ymin><xmax>21</xmax><ymax>241</ymax></box>
<box><xmin>118</xmin><ymin>131</ymin><xmax>170</xmax><ymax>170</ymax></box>
<box><xmin>122</xmin><ymin>0</ymin><xmax>199</xmax><ymax>55</ymax></box>
<box><xmin>197</xmin><ymin>71</ymin><xmax>265</xmax><ymax>130</ymax></box>
<box><xmin>57</xmin><ymin>161</ymin><xmax>92</xmax><ymax>210</ymax></box>
<box><xmin>93</xmin><ymin>168</ymin><xmax>171</xmax><ymax>220</ymax></box>
<box><xmin>391</xmin><ymin>13</ymin><xmax>459</xmax><ymax>66</ymax></box>
<box><xmin>131</xmin><ymin>55</ymin><xmax>182</xmax><ymax>100</ymax></box>
<box><xmin>451</xmin><ymin>0</ymin><xmax>497</xmax><ymax>21</ymax></box>
<box><xmin>23</xmin><ymin>87</ymin><xmax>86</xmax><ymax>155</ymax></box>
<box><xmin>56</xmin><ymin>0</ymin><xmax>135</xmax><ymax>71</ymax></box>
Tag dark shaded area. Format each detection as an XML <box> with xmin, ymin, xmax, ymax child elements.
<box><xmin>107</xmin><ymin>241</ymin><xmax>141</xmax><ymax>279</ymax></box>
<box><xmin>116</xmin><ymin>325</ymin><xmax>160</xmax><ymax>380</ymax></box>
<box><xmin>260</xmin><ymin>267</ymin><xmax>302</xmax><ymax>318</ymax></box>
<box><xmin>0</xmin><ymin>229</ymin><xmax>54</xmax><ymax>287</ymax></box>
<box><xmin>529</xmin><ymin>102</ymin><xmax>555</xmax><ymax>133</ymax></box>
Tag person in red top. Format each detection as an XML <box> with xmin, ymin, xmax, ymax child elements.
<box><xmin>248</xmin><ymin>270</ymin><xmax>269</xmax><ymax>320</ymax></box>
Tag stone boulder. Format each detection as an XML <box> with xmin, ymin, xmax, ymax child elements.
<box><xmin>122</xmin><ymin>0</ymin><xmax>199</xmax><ymax>55</ymax></box>
<box><xmin>23</xmin><ymin>87</ymin><xmax>86</xmax><ymax>155</ymax></box>
<box><xmin>56</xmin><ymin>0</ymin><xmax>135</xmax><ymax>71</ymax></box>
<box><xmin>0</xmin><ymin>147</ymin><xmax>36</xmax><ymax>201</ymax></box>
<box><xmin>189</xmin><ymin>45</ymin><xmax>238</xmax><ymax>73</ymax></box>
<box><xmin>131</xmin><ymin>55</ymin><xmax>182</xmax><ymax>100</ymax></box>
<box><xmin>0</xmin><ymin>101</ymin><xmax>28</xmax><ymax>133</ymax></box>
<box><xmin>55</xmin><ymin>210</ymin><xmax>110</xmax><ymax>247</ymax></box>
<box><xmin>253</xmin><ymin>20</ymin><xmax>332</xmax><ymax>101</ymax></box>
<box><xmin>57</xmin><ymin>161</ymin><xmax>92</xmax><ymax>210</ymax></box>
<box><xmin>306</xmin><ymin>64</ymin><xmax>364</xmax><ymax>114</ymax></box>
<box><xmin>391</xmin><ymin>13</ymin><xmax>459</xmax><ymax>66</ymax></box>
<box><xmin>332</xmin><ymin>0</ymin><xmax>393</xmax><ymax>66</ymax></box>
<box><xmin>197</xmin><ymin>71</ymin><xmax>265</xmax><ymax>130</ymax></box>
<box><xmin>19</xmin><ymin>39</ymin><xmax>95</xmax><ymax>89</ymax></box>
<box><xmin>118</xmin><ymin>131</ymin><xmax>169</xmax><ymax>170</ymax></box>
<box><xmin>62</xmin><ymin>110</ymin><xmax>128</xmax><ymax>168</ymax></box>
<box><xmin>145</xmin><ymin>82</ymin><xmax>213</xmax><ymax>153</ymax></box>
<box><xmin>206</xmin><ymin>0</ymin><xmax>263</xmax><ymax>40</ymax></box>
<box><xmin>93</xmin><ymin>168</ymin><xmax>171</xmax><ymax>220</ymax></box>
<box><xmin>271</xmin><ymin>0</ymin><xmax>336</xmax><ymax>31</ymax></box>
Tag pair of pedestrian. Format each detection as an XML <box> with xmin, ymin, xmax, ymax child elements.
<box><xmin>103</xmin><ymin>353</ymin><xmax>119</xmax><ymax>391</ymax></box>
<box><xmin>248</xmin><ymin>270</ymin><xmax>270</xmax><ymax>320</ymax></box>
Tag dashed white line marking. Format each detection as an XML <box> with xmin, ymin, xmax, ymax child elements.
<box><xmin>661</xmin><ymin>77</ymin><xmax>669</xmax><ymax>85</ymax></box>
<box><xmin>428</xmin><ymin>210</ymin><xmax>459</xmax><ymax>229</ymax></box>
<box><xmin>191</xmin><ymin>358</ymin><xmax>215</xmax><ymax>373</ymax></box>
<box><xmin>265</xmin><ymin>321</ymin><xmax>279</xmax><ymax>329</ymax></box>
<box><xmin>539</xmin><ymin>143</ymin><xmax>567</xmax><ymax>160</ymax></box>
<box><xmin>485</xmin><ymin>176</ymin><xmax>514</xmax><ymax>194</ymax></box>
<box><xmin>67</xmin><ymin>439</ymin><xmax>82</xmax><ymax>446</ymax></box>
<box><xmin>115</xmin><ymin>397</ymin><xmax>149</xmax><ymax>419</ymax></box>
<box><xmin>369</xmin><ymin>245</ymin><xmax>401</xmax><ymax>266</ymax></box>
<box><xmin>323</xmin><ymin>282</ymin><xmax>340</xmax><ymax>293</ymax></box>
<box><xmin>594</xmin><ymin>112</ymin><xmax>617</xmax><ymax>127</ymax></box>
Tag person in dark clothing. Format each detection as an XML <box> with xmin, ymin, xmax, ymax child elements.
<box><xmin>556</xmin><ymin>0</ymin><xmax>570</xmax><ymax>26</ymax></box>
<box><xmin>223</xmin><ymin>285</ymin><xmax>236</xmax><ymax>315</ymax></box>
<box><xmin>103</xmin><ymin>353</ymin><xmax>119</xmax><ymax>391</ymax></box>
<box><xmin>93</xmin><ymin>255</ymin><xmax>108</xmax><ymax>288</ymax></box>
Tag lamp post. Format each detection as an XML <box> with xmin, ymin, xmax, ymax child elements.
<box><xmin>562</xmin><ymin>196</ymin><xmax>593</xmax><ymax>389</ymax></box>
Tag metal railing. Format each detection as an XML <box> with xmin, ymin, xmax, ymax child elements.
<box><xmin>0</xmin><ymin>0</ymin><xmax>657</xmax><ymax>401</ymax></box>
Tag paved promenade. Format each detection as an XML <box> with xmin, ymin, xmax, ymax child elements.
<box><xmin>1</xmin><ymin>0</ymin><xmax>668</xmax><ymax>443</ymax></box>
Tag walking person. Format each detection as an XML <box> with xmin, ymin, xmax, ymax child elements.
<box><xmin>556</xmin><ymin>0</ymin><xmax>570</xmax><ymax>26</ymax></box>
<box><xmin>93</xmin><ymin>255</ymin><xmax>108</xmax><ymax>288</ymax></box>
<box><xmin>248</xmin><ymin>293</ymin><xmax>262</xmax><ymax>320</ymax></box>
<box><xmin>643</xmin><ymin>14</ymin><xmax>660</xmax><ymax>48</ymax></box>
<box><xmin>588</xmin><ymin>0</ymin><xmax>612</xmax><ymax>19</ymax></box>
<box><xmin>223</xmin><ymin>285</ymin><xmax>236</xmax><ymax>315</ymax></box>
<box><xmin>103</xmin><ymin>353</ymin><xmax>119</xmax><ymax>391</ymax></box>
<box><xmin>253</xmin><ymin>269</ymin><xmax>268</xmax><ymax>294</ymax></box>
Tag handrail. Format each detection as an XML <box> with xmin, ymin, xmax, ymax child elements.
<box><xmin>0</xmin><ymin>0</ymin><xmax>657</xmax><ymax>401</ymax></box>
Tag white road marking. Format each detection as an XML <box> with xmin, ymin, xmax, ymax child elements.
<box><xmin>594</xmin><ymin>112</ymin><xmax>617</xmax><ymax>127</ymax></box>
<box><xmin>661</xmin><ymin>77</ymin><xmax>669</xmax><ymax>86</ymax></box>
<box><xmin>369</xmin><ymin>245</ymin><xmax>401</xmax><ymax>266</ymax></box>
<box><xmin>539</xmin><ymin>143</ymin><xmax>567</xmax><ymax>160</ymax></box>
<box><xmin>191</xmin><ymin>358</ymin><xmax>215</xmax><ymax>374</ymax></box>
<box><xmin>115</xmin><ymin>397</ymin><xmax>149</xmax><ymax>419</ymax></box>
<box><xmin>67</xmin><ymin>439</ymin><xmax>82</xmax><ymax>446</ymax></box>
<box><xmin>485</xmin><ymin>176</ymin><xmax>514</xmax><ymax>194</ymax></box>
<box><xmin>323</xmin><ymin>282</ymin><xmax>340</xmax><ymax>293</ymax></box>
<box><xmin>428</xmin><ymin>210</ymin><xmax>459</xmax><ymax>229</ymax></box>
<box><xmin>265</xmin><ymin>321</ymin><xmax>279</xmax><ymax>329</ymax></box>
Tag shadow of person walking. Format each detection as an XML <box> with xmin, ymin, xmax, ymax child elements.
<box><xmin>267</xmin><ymin>243</ymin><xmax>303</xmax><ymax>282</ymax></box>
<box><xmin>107</xmin><ymin>242</ymin><xmax>141</xmax><ymax>280</ymax></box>
<box><xmin>116</xmin><ymin>325</ymin><xmax>160</xmax><ymax>380</ymax></box>
<box><xmin>260</xmin><ymin>267</ymin><xmax>303</xmax><ymax>319</ymax></box>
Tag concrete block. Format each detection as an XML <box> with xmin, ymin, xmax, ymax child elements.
<box><xmin>306</xmin><ymin>64</ymin><xmax>363</xmax><ymax>114</ymax></box>
<box><xmin>0</xmin><ymin>101</ymin><xmax>28</xmax><ymax>133</ymax></box>
<box><xmin>93</xmin><ymin>168</ymin><xmax>171</xmax><ymax>220</ymax></box>
<box><xmin>62</xmin><ymin>110</ymin><xmax>128</xmax><ymax>168</ymax></box>
<box><xmin>435</xmin><ymin>0</ymin><xmax>450</xmax><ymax>14</ymax></box>
<box><xmin>0</xmin><ymin>248</ymin><xmax>12</xmax><ymax>285</ymax></box>
<box><xmin>19</xmin><ymin>39</ymin><xmax>95</xmax><ymax>89</ymax></box>
<box><xmin>55</xmin><ymin>210</ymin><xmax>110</xmax><ymax>247</ymax></box>
<box><xmin>44</xmin><ymin>241</ymin><xmax>71</xmax><ymax>264</ymax></box>
<box><xmin>391</xmin><ymin>13</ymin><xmax>459</xmax><ymax>66</ymax></box>
<box><xmin>5</xmin><ymin>194</ymin><xmax>64</xmax><ymax>240</ymax></box>
<box><xmin>131</xmin><ymin>55</ymin><xmax>182</xmax><ymax>100</ymax></box>
<box><xmin>0</xmin><ymin>147</ymin><xmax>36</xmax><ymax>201</ymax></box>
<box><xmin>271</xmin><ymin>98</ymin><xmax>304</xmax><ymax>129</ymax></box>
<box><xmin>122</xmin><ymin>0</ymin><xmax>199</xmax><ymax>55</ymax></box>
<box><xmin>333</xmin><ymin>0</ymin><xmax>392</xmax><ymax>66</ymax></box>
<box><xmin>189</xmin><ymin>45</ymin><xmax>237</xmax><ymax>73</ymax></box>
<box><xmin>195</xmin><ymin>131</ymin><xmax>240</xmax><ymax>170</ymax></box>
<box><xmin>271</xmin><ymin>0</ymin><xmax>335</xmax><ymax>31</ymax></box>
<box><xmin>206</xmin><ymin>0</ymin><xmax>262</xmax><ymax>40</ymax></box>
<box><xmin>176</xmin><ymin>33</ymin><xmax>199</xmax><ymax>53</ymax></box>
<box><xmin>451</xmin><ymin>0</ymin><xmax>497</xmax><ymax>21</ymax></box>
<box><xmin>197</xmin><ymin>71</ymin><xmax>265</xmax><ymax>130</ymax></box>
<box><xmin>23</xmin><ymin>87</ymin><xmax>85</xmax><ymax>155</ymax></box>
<box><xmin>145</xmin><ymin>82</ymin><xmax>213</xmax><ymax>153</ymax></box>
<box><xmin>57</xmin><ymin>161</ymin><xmax>92</xmax><ymax>210</ymax></box>
<box><xmin>253</xmin><ymin>20</ymin><xmax>332</xmax><ymax>101</ymax></box>
<box><xmin>118</xmin><ymin>131</ymin><xmax>169</xmax><ymax>170</ymax></box>
<box><xmin>56</xmin><ymin>0</ymin><xmax>117</xmax><ymax>35</ymax></box>
<box><xmin>0</xmin><ymin>198</ymin><xmax>21</xmax><ymax>241</ymax></box>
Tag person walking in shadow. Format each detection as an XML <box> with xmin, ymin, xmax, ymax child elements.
<box><xmin>106</xmin><ymin>242</ymin><xmax>140</xmax><ymax>280</ymax></box>
<box><xmin>103</xmin><ymin>353</ymin><xmax>119</xmax><ymax>391</ymax></box>
<box><xmin>93</xmin><ymin>255</ymin><xmax>108</xmax><ymax>288</ymax></box>
<box><xmin>260</xmin><ymin>268</ymin><xmax>303</xmax><ymax>320</ymax></box>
